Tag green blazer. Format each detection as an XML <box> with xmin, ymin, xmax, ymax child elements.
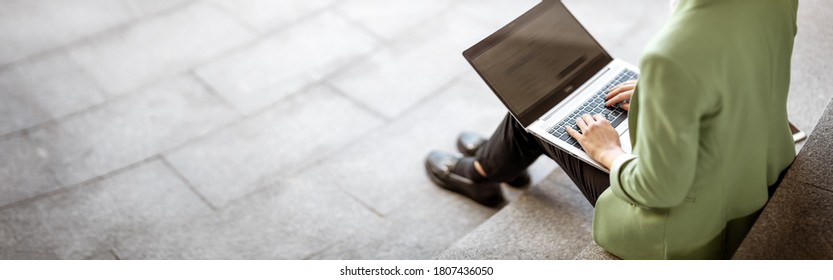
<box><xmin>592</xmin><ymin>0</ymin><xmax>799</xmax><ymax>259</ymax></box>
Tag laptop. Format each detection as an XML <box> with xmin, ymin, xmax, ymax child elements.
<box><xmin>463</xmin><ymin>0</ymin><xmax>638</xmax><ymax>172</ymax></box>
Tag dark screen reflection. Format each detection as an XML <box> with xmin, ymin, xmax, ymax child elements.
<box><xmin>472</xmin><ymin>3</ymin><xmax>606</xmax><ymax>115</ymax></box>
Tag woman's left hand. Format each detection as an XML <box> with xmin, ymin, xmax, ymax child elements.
<box><xmin>565</xmin><ymin>114</ymin><xmax>626</xmax><ymax>169</ymax></box>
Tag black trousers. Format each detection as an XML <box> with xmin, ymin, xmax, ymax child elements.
<box><xmin>475</xmin><ymin>113</ymin><xmax>610</xmax><ymax>206</ymax></box>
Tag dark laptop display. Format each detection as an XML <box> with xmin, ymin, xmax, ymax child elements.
<box><xmin>463</xmin><ymin>1</ymin><xmax>612</xmax><ymax>126</ymax></box>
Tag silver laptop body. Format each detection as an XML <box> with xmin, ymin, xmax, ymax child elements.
<box><xmin>463</xmin><ymin>0</ymin><xmax>638</xmax><ymax>172</ymax></box>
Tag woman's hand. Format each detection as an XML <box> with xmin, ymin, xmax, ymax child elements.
<box><xmin>605</xmin><ymin>80</ymin><xmax>637</xmax><ymax>111</ymax></box>
<box><xmin>565</xmin><ymin>114</ymin><xmax>625</xmax><ymax>169</ymax></box>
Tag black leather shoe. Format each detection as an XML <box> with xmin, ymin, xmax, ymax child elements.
<box><xmin>425</xmin><ymin>150</ymin><xmax>504</xmax><ymax>207</ymax></box>
<box><xmin>455</xmin><ymin>131</ymin><xmax>531</xmax><ymax>188</ymax></box>
<box><xmin>456</xmin><ymin>131</ymin><xmax>487</xmax><ymax>156</ymax></box>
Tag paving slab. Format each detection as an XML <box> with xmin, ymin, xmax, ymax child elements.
<box><xmin>334</xmin><ymin>0</ymin><xmax>457</xmax><ymax>40</ymax></box>
<box><xmin>0</xmin><ymin>0</ymin><xmax>190</xmax><ymax>66</ymax></box>
<box><xmin>0</xmin><ymin>134</ymin><xmax>62</xmax><ymax>207</ymax></box>
<box><xmin>784</xmin><ymin>98</ymin><xmax>833</xmax><ymax>189</ymax></box>
<box><xmin>0</xmin><ymin>250</ymin><xmax>59</xmax><ymax>260</ymax></box>
<box><xmin>309</xmin><ymin>180</ymin><xmax>496</xmax><ymax>259</ymax></box>
<box><xmin>122</xmin><ymin>0</ymin><xmax>191</xmax><ymax>17</ymax></box>
<box><xmin>195</xmin><ymin>11</ymin><xmax>378</xmax><ymax>114</ymax></box>
<box><xmin>27</xmin><ymin>76</ymin><xmax>237</xmax><ymax>186</ymax></box>
<box><xmin>165</xmin><ymin>86</ymin><xmax>384</xmax><ymax>208</ymax></box>
<box><xmin>209</xmin><ymin>0</ymin><xmax>336</xmax><ymax>33</ymax></box>
<box><xmin>0</xmin><ymin>0</ymin><xmax>133</xmax><ymax>65</ymax></box>
<box><xmin>0</xmin><ymin>160</ymin><xmax>213</xmax><ymax>259</ymax></box>
<box><xmin>328</xmin><ymin>10</ymin><xmax>494</xmax><ymax>119</ymax></box>
<box><xmin>0</xmin><ymin>220</ymin><xmax>15</xmax><ymax>248</ymax></box>
<box><xmin>436</xmin><ymin>170</ymin><xmax>594</xmax><ymax>259</ymax></box>
<box><xmin>562</xmin><ymin>0</ymin><xmax>670</xmax><ymax>63</ymax></box>
<box><xmin>0</xmin><ymin>51</ymin><xmax>106</xmax><ymax>135</ymax></box>
<box><xmin>114</xmin><ymin>173</ymin><xmax>379</xmax><ymax>259</ymax></box>
<box><xmin>786</xmin><ymin>0</ymin><xmax>833</xmax><ymax>139</ymax></box>
<box><xmin>69</xmin><ymin>2</ymin><xmax>255</xmax><ymax>95</ymax></box>
<box><xmin>0</xmin><ymin>86</ymin><xmax>49</xmax><ymax>137</ymax></box>
<box><xmin>456</xmin><ymin>0</ymin><xmax>541</xmax><ymax>30</ymax></box>
<box><xmin>313</xmin><ymin>73</ymin><xmax>511</xmax><ymax>215</ymax></box>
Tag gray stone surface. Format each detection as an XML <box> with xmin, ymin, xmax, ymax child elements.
<box><xmin>114</xmin><ymin>171</ymin><xmax>379</xmax><ymax>259</ymax></box>
<box><xmin>0</xmin><ymin>160</ymin><xmax>213</xmax><ymax>259</ymax></box>
<box><xmin>564</xmin><ymin>0</ymin><xmax>670</xmax><ymax>64</ymax></box>
<box><xmin>786</xmin><ymin>0</ymin><xmax>833</xmax><ymax>140</ymax></box>
<box><xmin>122</xmin><ymin>0</ymin><xmax>191</xmax><ymax>18</ymax></box>
<box><xmin>196</xmin><ymin>11</ymin><xmax>378</xmax><ymax>114</ymax></box>
<box><xmin>309</xmin><ymin>187</ymin><xmax>495</xmax><ymax>259</ymax></box>
<box><xmin>0</xmin><ymin>0</ymin><xmax>132</xmax><ymax>65</ymax></box>
<box><xmin>0</xmin><ymin>86</ymin><xmax>49</xmax><ymax>137</ymax></box>
<box><xmin>165</xmin><ymin>86</ymin><xmax>384</xmax><ymax>208</ymax></box>
<box><xmin>0</xmin><ymin>52</ymin><xmax>106</xmax><ymax>135</ymax></box>
<box><xmin>69</xmin><ymin>2</ymin><xmax>255</xmax><ymax>95</ymax></box>
<box><xmin>85</xmin><ymin>250</ymin><xmax>119</xmax><ymax>260</ymax></box>
<box><xmin>328</xmin><ymin>11</ymin><xmax>493</xmax><ymax>118</ymax></box>
<box><xmin>574</xmin><ymin>242</ymin><xmax>620</xmax><ymax>260</ymax></box>
<box><xmin>0</xmin><ymin>134</ymin><xmax>62</xmax><ymax>207</ymax></box>
<box><xmin>335</xmin><ymin>0</ymin><xmax>457</xmax><ymax>40</ymax></box>
<box><xmin>457</xmin><ymin>0</ymin><xmax>541</xmax><ymax>30</ymax></box>
<box><xmin>0</xmin><ymin>250</ymin><xmax>59</xmax><ymax>260</ymax></box>
<box><xmin>436</xmin><ymin>170</ymin><xmax>594</xmax><ymax>260</ymax></box>
<box><xmin>311</xmin><ymin>73</ymin><xmax>527</xmax><ymax>215</ymax></box>
<box><xmin>28</xmin><ymin>76</ymin><xmax>237</xmax><ymax>186</ymax></box>
<box><xmin>733</xmin><ymin>181</ymin><xmax>833</xmax><ymax>259</ymax></box>
<box><xmin>783</xmin><ymin>98</ymin><xmax>833</xmax><ymax>189</ymax></box>
<box><xmin>290</xmin><ymin>72</ymin><xmax>558</xmax><ymax>259</ymax></box>
<box><xmin>771</xmin><ymin>0</ymin><xmax>832</xmax><ymax>155</ymax></box>
<box><xmin>0</xmin><ymin>0</ymin><xmax>191</xmax><ymax>66</ymax></box>
<box><xmin>209</xmin><ymin>0</ymin><xmax>336</xmax><ymax>33</ymax></box>
<box><xmin>0</xmin><ymin>221</ymin><xmax>16</xmax><ymax>248</ymax></box>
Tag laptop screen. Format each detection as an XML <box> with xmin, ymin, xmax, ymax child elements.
<box><xmin>464</xmin><ymin>1</ymin><xmax>611</xmax><ymax>126</ymax></box>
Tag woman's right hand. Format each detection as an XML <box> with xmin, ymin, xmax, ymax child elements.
<box><xmin>605</xmin><ymin>80</ymin><xmax>637</xmax><ymax>111</ymax></box>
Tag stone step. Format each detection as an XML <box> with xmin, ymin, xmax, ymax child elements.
<box><xmin>435</xmin><ymin>168</ymin><xmax>601</xmax><ymax>259</ymax></box>
<box><xmin>574</xmin><ymin>242</ymin><xmax>619</xmax><ymax>260</ymax></box>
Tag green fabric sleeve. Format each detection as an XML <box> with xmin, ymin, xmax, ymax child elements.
<box><xmin>609</xmin><ymin>53</ymin><xmax>706</xmax><ymax>209</ymax></box>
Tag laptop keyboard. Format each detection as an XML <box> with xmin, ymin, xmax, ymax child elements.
<box><xmin>547</xmin><ymin>69</ymin><xmax>639</xmax><ymax>151</ymax></box>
